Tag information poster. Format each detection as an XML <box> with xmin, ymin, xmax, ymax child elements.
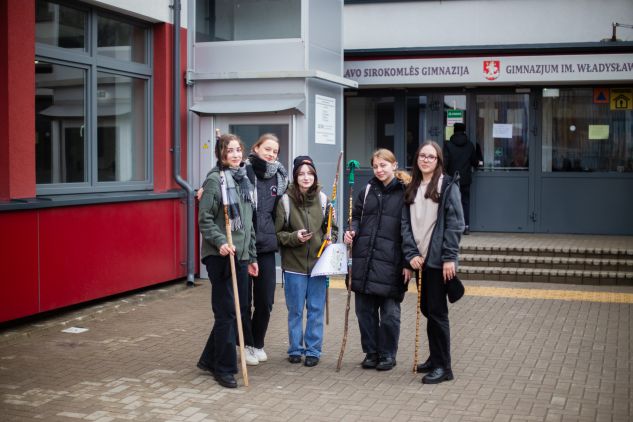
<box><xmin>588</xmin><ymin>125</ymin><xmax>609</xmax><ymax>140</ymax></box>
<box><xmin>492</xmin><ymin>123</ymin><xmax>513</xmax><ymax>139</ymax></box>
<box><xmin>315</xmin><ymin>95</ymin><xmax>336</xmax><ymax>145</ymax></box>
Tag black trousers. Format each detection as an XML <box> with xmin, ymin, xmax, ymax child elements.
<box><xmin>420</xmin><ymin>266</ymin><xmax>451</xmax><ymax>370</ymax></box>
<box><xmin>460</xmin><ymin>182</ymin><xmax>471</xmax><ymax>226</ymax></box>
<box><xmin>199</xmin><ymin>255</ymin><xmax>252</xmax><ymax>375</ymax></box>
<box><xmin>355</xmin><ymin>292</ymin><xmax>401</xmax><ymax>359</ymax></box>
<box><xmin>247</xmin><ymin>251</ymin><xmax>277</xmax><ymax>349</ymax></box>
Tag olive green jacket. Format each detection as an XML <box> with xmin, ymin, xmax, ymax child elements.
<box><xmin>199</xmin><ymin>167</ymin><xmax>257</xmax><ymax>263</ymax></box>
<box><xmin>275</xmin><ymin>184</ymin><xmax>338</xmax><ymax>274</ymax></box>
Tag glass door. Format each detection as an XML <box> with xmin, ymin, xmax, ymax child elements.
<box><xmin>471</xmin><ymin>92</ymin><xmax>535</xmax><ymax>232</ymax></box>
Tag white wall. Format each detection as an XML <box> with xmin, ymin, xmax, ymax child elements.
<box><xmin>83</xmin><ymin>0</ymin><xmax>188</xmax><ymax>27</ymax></box>
<box><xmin>344</xmin><ymin>0</ymin><xmax>633</xmax><ymax>50</ymax></box>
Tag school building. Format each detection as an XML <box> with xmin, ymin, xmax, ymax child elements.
<box><xmin>1</xmin><ymin>0</ymin><xmax>632</xmax><ymax>322</ymax></box>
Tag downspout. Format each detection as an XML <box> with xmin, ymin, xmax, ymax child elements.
<box><xmin>171</xmin><ymin>0</ymin><xmax>195</xmax><ymax>285</ymax></box>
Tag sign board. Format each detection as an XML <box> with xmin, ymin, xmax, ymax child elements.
<box><xmin>447</xmin><ymin>109</ymin><xmax>464</xmax><ymax>126</ymax></box>
<box><xmin>315</xmin><ymin>95</ymin><xmax>336</xmax><ymax>145</ymax></box>
<box><xmin>344</xmin><ymin>53</ymin><xmax>633</xmax><ymax>86</ymax></box>
<box><xmin>492</xmin><ymin>123</ymin><xmax>513</xmax><ymax>139</ymax></box>
<box><xmin>610</xmin><ymin>88</ymin><xmax>633</xmax><ymax>110</ymax></box>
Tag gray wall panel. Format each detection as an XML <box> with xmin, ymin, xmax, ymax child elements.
<box><xmin>471</xmin><ymin>175</ymin><xmax>531</xmax><ymax>232</ymax></box>
<box><xmin>540</xmin><ymin>176</ymin><xmax>633</xmax><ymax>235</ymax></box>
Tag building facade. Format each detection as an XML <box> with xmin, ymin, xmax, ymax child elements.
<box><xmin>0</xmin><ymin>0</ymin><xmax>190</xmax><ymax>323</ymax></box>
<box><xmin>343</xmin><ymin>0</ymin><xmax>633</xmax><ymax>234</ymax></box>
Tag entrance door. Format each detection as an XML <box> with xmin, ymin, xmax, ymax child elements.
<box><xmin>470</xmin><ymin>92</ymin><xmax>535</xmax><ymax>232</ymax></box>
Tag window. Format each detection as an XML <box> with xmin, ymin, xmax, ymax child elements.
<box><xmin>195</xmin><ymin>0</ymin><xmax>301</xmax><ymax>42</ymax></box>
<box><xmin>345</xmin><ymin>96</ymin><xmax>394</xmax><ymax>168</ymax></box>
<box><xmin>35</xmin><ymin>0</ymin><xmax>151</xmax><ymax>193</ymax></box>
<box><xmin>475</xmin><ymin>94</ymin><xmax>530</xmax><ymax>170</ymax></box>
<box><xmin>542</xmin><ymin>87</ymin><xmax>633</xmax><ymax>173</ymax></box>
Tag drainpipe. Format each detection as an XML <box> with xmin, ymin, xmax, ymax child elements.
<box><xmin>171</xmin><ymin>0</ymin><xmax>195</xmax><ymax>286</ymax></box>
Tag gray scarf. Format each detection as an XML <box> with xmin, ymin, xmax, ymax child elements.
<box><xmin>224</xmin><ymin>165</ymin><xmax>254</xmax><ymax>231</ymax></box>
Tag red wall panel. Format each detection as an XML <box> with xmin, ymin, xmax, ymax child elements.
<box><xmin>38</xmin><ymin>200</ymin><xmax>186</xmax><ymax>312</ymax></box>
<box><xmin>0</xmin><ymin>211</ymin><xmax>39</xmax><ymax>321</ymax></box>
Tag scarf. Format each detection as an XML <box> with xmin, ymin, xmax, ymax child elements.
<box><xmin>224</xmin><ymin>164</ymin><xmax>255</xmax><ymax>231</ymax></box>
<box><xmin>247</xmin><ymin>154</ymin><xmax>289</xmax><ymax>206</ymax></box>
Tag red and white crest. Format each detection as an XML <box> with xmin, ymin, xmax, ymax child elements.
<box><xmin>483</xmin><ymin>60</ymin><xmax>500</xmax><ymax>80</ymax></box>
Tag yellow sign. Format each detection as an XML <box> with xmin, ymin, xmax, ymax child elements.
<box><xmin>610</xmin><ymin>88</ymin><xmax>633</xmax><ymax>110</ymax></box>
<box><xmin>588</xmin><ymin>125</ymin><xmax>609</xmax><ymax>140</ymax></box>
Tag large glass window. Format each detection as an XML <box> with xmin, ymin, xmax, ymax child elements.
<box><xmin>475</xmin><ymin>94</ymin><xmax>530</xmax><ymax>170</ymax></box>
<box><xmin>405</xmin><ymin>96</ymin><xmax>428</xmax><ymax>168</ymax></box>
<box><xmin>345</xmin><ymin>96</ymin><xmax>395</xmax><ymax>168</ymax></box>
<box><xmin>35</xmin><ymin>62</ymin><xmax>87</xmax><ymax>184</ymax></box>
<box><xmin>35</xmin><ymin>0</ymin><xmax>86</xmax><ymax>51</ymax></box>
<box><xmin>195</xmin><ymin>0</ymin><xmax>301</xmax><ymax>42</ymax></box>
<box><xmin>542</xmin><ymin>87</ymin><xmax>633</xmax><ymax>173</ymax></box>
<box><xmin>35</xmin><ymin>0</ymin><xmax>152</xmax><ymax>193</ymax></box>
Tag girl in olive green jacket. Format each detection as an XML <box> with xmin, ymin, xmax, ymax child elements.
<box><xmin>275</xmin><ymin>156</ymin><xmax>337</xmax><ymax>367</ymax></box>
<box><xmin>197</xmin><ymin>134</ymin><xmax>258</xmax><ymax>389</ymax></box>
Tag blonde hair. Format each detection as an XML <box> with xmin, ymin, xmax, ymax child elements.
<box><xmin>370</xmin><ymin>148</ymin><xmax>411</xmax><ymax>185</ymax></box>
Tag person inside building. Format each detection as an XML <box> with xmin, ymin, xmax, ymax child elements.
<box><xmin>242</xmin><ymin>133</ymin><xmax>289</xmax><ymax>365</ymax></box>
<box><xmin>406</xmin><ymin>141</ymin><xmax>465</xmax><ymax>384</ymax></box>
<box><xmin>197</xmin><ymin>133</ymin><xmax>258</xmax><ymax>389</ymax></box>
<box><xmin>275</xmin><ymin>156</ymin><xmax>337</xmax><ymax>367</ymax></box>
<box><xmin>443</xmin><ymin>123</ymin><xmax>478</xmax><ymax>234</ymax></box>
<box><xmin>344</xmin><ymin>148</ymin><xmax>417</xmax><ymax>371</ymax></box>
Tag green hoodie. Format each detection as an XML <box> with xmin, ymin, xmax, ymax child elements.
<box><xmin>275</xmin><ymin>183</ymin><xmax>338</xmax><ymax>274</ymax></box>
<box><xmin>199</xmin><ymin>166</ymin><xmax>257</xmax><ymax>263</ymax></box>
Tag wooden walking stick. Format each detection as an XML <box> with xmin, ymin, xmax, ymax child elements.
<box><xmin>318</xmin><ymin>151</ymin><xmax>344</xmax><ymax>325</ymax></box>
<box><xmin>413</xmin><ymin>269</ymin><xmax>422</xmax><ymax>373</ymax></box>
<box><xmin>336</xmin><ymin>159</ymin><xmax>360</xmax><ymax>372</ymax></box>
<box><xmin>217</xmin><ymin>129</ymin><xmax>249</xmax><ymax>387</ymax></box>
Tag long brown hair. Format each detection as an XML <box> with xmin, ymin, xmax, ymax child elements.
<box><xmin>404</xmin><ymin>141</ymin><xmax>444</xmax><ymax>204</ymax></box>
<box><xmin>370</xmin><ymin>148</ymin><xmax>411</xmax><ymax>185</ymax></box>
<box><xmin>215</xmin><ymin>133</ymin><xmax>245</xmax><ymax>169</ymax></box>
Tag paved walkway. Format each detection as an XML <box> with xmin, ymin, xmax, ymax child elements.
<box><xmin>1</xmin><ymin>276</ymin><xmax>632</xmax><ymax>421</ymax></box>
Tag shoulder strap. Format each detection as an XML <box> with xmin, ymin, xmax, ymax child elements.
<box><xmin>319</xmin><ymin>191</ymin><xmax>328</xmax><ymax>217</ymax></box>
<box><xmin>281</xmin><ymin>194</ymin><xmax>290</xmax><ymax>227</ymax></box>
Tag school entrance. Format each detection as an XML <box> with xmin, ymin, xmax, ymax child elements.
<box><xmin>344</xmin><ymin>87</ymin><xmax>633</xmax><ymax>235</ymax></box>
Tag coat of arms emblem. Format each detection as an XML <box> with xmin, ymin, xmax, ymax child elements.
<box><xmin>483</xmin><ymin>60</ymin><xmax>500</xmax><ymax>80</ymax></box>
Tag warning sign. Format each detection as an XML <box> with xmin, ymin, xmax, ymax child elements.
<box><xmin>593</xmin><ymin>88</ymin><xmax>609</xmax><ymax>104</ymax></box>
<box><xmin>610</xmin><ymin>88</ymin><xmax>633</xmax><ymax>110</ymax></box>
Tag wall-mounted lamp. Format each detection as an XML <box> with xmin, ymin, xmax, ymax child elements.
<box><xmin>605</xmin><ymin>22</ymin><xmax>633</xmax><ymax>42</ymax></box>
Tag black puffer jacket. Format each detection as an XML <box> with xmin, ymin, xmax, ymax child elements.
<box><xmin>350</xmin><ymin>177</ymin><xmax>417</xmax><ymax>301</ymax></box>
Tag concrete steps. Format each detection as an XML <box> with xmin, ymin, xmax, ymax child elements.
<box><xmin>458</xmin><ymin>245</ymin><xmax>633</xmax><ymax>285</ymax></box>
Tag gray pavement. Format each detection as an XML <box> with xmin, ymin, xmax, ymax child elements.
<box><xmin>1</xmin><ymin>274</ymin><xmax>632</xmax><ymax>421</ymax></box>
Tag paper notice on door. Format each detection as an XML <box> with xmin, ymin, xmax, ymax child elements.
<box><xmin>492</xmin><ymin>123</ymin><xmax>513</xmax><ymax>139</ymax></box>
<box><xmin>588</xmin><ymin>125</ymin><xmax>609</xmax><ymax>140</ymax></box>
<box><xmin>445</xmin><ymin>126</ymin><xmax>454</xmax><ymax>141</ymax></box>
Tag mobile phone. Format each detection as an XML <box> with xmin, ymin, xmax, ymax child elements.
<box><xmin>304</xmin><ymin>231</ymin><xmax>313</xmax><ymax>236</ymax></box>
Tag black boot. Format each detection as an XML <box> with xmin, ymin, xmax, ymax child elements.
<box><xmin>376</xmin><ymin>356</ymin><xmax>396</xmax><ymax>371</ymax></box>
<box><xmin>422</xmin><ymin>367</ymin><xmax>454</xmax><ymax>384</ymax></box>
<box><xmin>416</xmin><ymin>358</ymin><xmax>432</xmax><ymax>373</ymax></box>
<box><xmin>361</xmin><ymin>353</ymin><xmax>379</xmax><ymax>369</ymax></box>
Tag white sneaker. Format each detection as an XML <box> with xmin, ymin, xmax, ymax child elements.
<box><xmin>253</xmin><ymin>347</ymin><xmax>268</xmax><ymax>362</ymax></box>
<box><xmin>243</xmin><ymin>346</ymin><xmax>259</xmax><ymax>366</ymax></box>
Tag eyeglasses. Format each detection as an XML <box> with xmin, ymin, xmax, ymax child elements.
<box><xmin>418</xmin><ymin>153</ymin><xmax>438</xmax><ymax>162</ymax></box>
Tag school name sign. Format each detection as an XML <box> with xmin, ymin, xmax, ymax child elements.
<box><xmin>343</xmin><ymin>53</ymin><xmax>633</xmax><ymax>86</ymax></box>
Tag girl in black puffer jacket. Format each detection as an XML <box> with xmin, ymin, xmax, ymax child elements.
<box><xmin>344</xmin><ymin>149</ymin><xmax>418</xmax><ymax>371</ymax></box>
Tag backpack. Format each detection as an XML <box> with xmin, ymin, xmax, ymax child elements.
<box><xmin>281</xmin><ymin>191</ymin><xmax>329</xmax><ymax>229</ymax></box>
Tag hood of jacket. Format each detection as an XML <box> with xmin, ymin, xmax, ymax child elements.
<box><xmin>449</xmin><ymin>132</ymin><xmax>469</xmax><ymax>147</ymax></box>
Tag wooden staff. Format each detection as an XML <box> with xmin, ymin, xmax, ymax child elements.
<box><xmin>413</xmin><ymin>269</ymin><xmax>422</xmax><ymax>373</ymax></box>
<box><xmin>318</xmin><ymin>151</ymin><xmax>344</xmax><ymax>325</ymax></box>
<box><xmin>336</xmin><ymin>159</ymin><xmax>360</xmax><ymax>372</ymax></box>
<box><xmin>217</xmin><ymin>129</ymin><xmax>249</xmax><ymax>387</ymax></box>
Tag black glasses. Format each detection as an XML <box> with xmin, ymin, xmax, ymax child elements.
<box><xmin>418</xmin><ymin>153</ymin><xmax>437</xmax><ymax>162</ymax></box>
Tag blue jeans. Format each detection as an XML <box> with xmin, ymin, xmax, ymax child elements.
<box><xmin>283</xmin><ymin>272</ymin><xmax>327</xmax><ymax>358</ymax></box>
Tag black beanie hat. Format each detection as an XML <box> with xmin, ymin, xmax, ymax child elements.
<box><xmin>453</xmin><ymin>123</ymin><xmax>466</xmax><ymax>133</ymax></box>
<box><xmin>292</xmin><ymin>155</ymin><xmax>316</xmax><ymax>175</ymax></box>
